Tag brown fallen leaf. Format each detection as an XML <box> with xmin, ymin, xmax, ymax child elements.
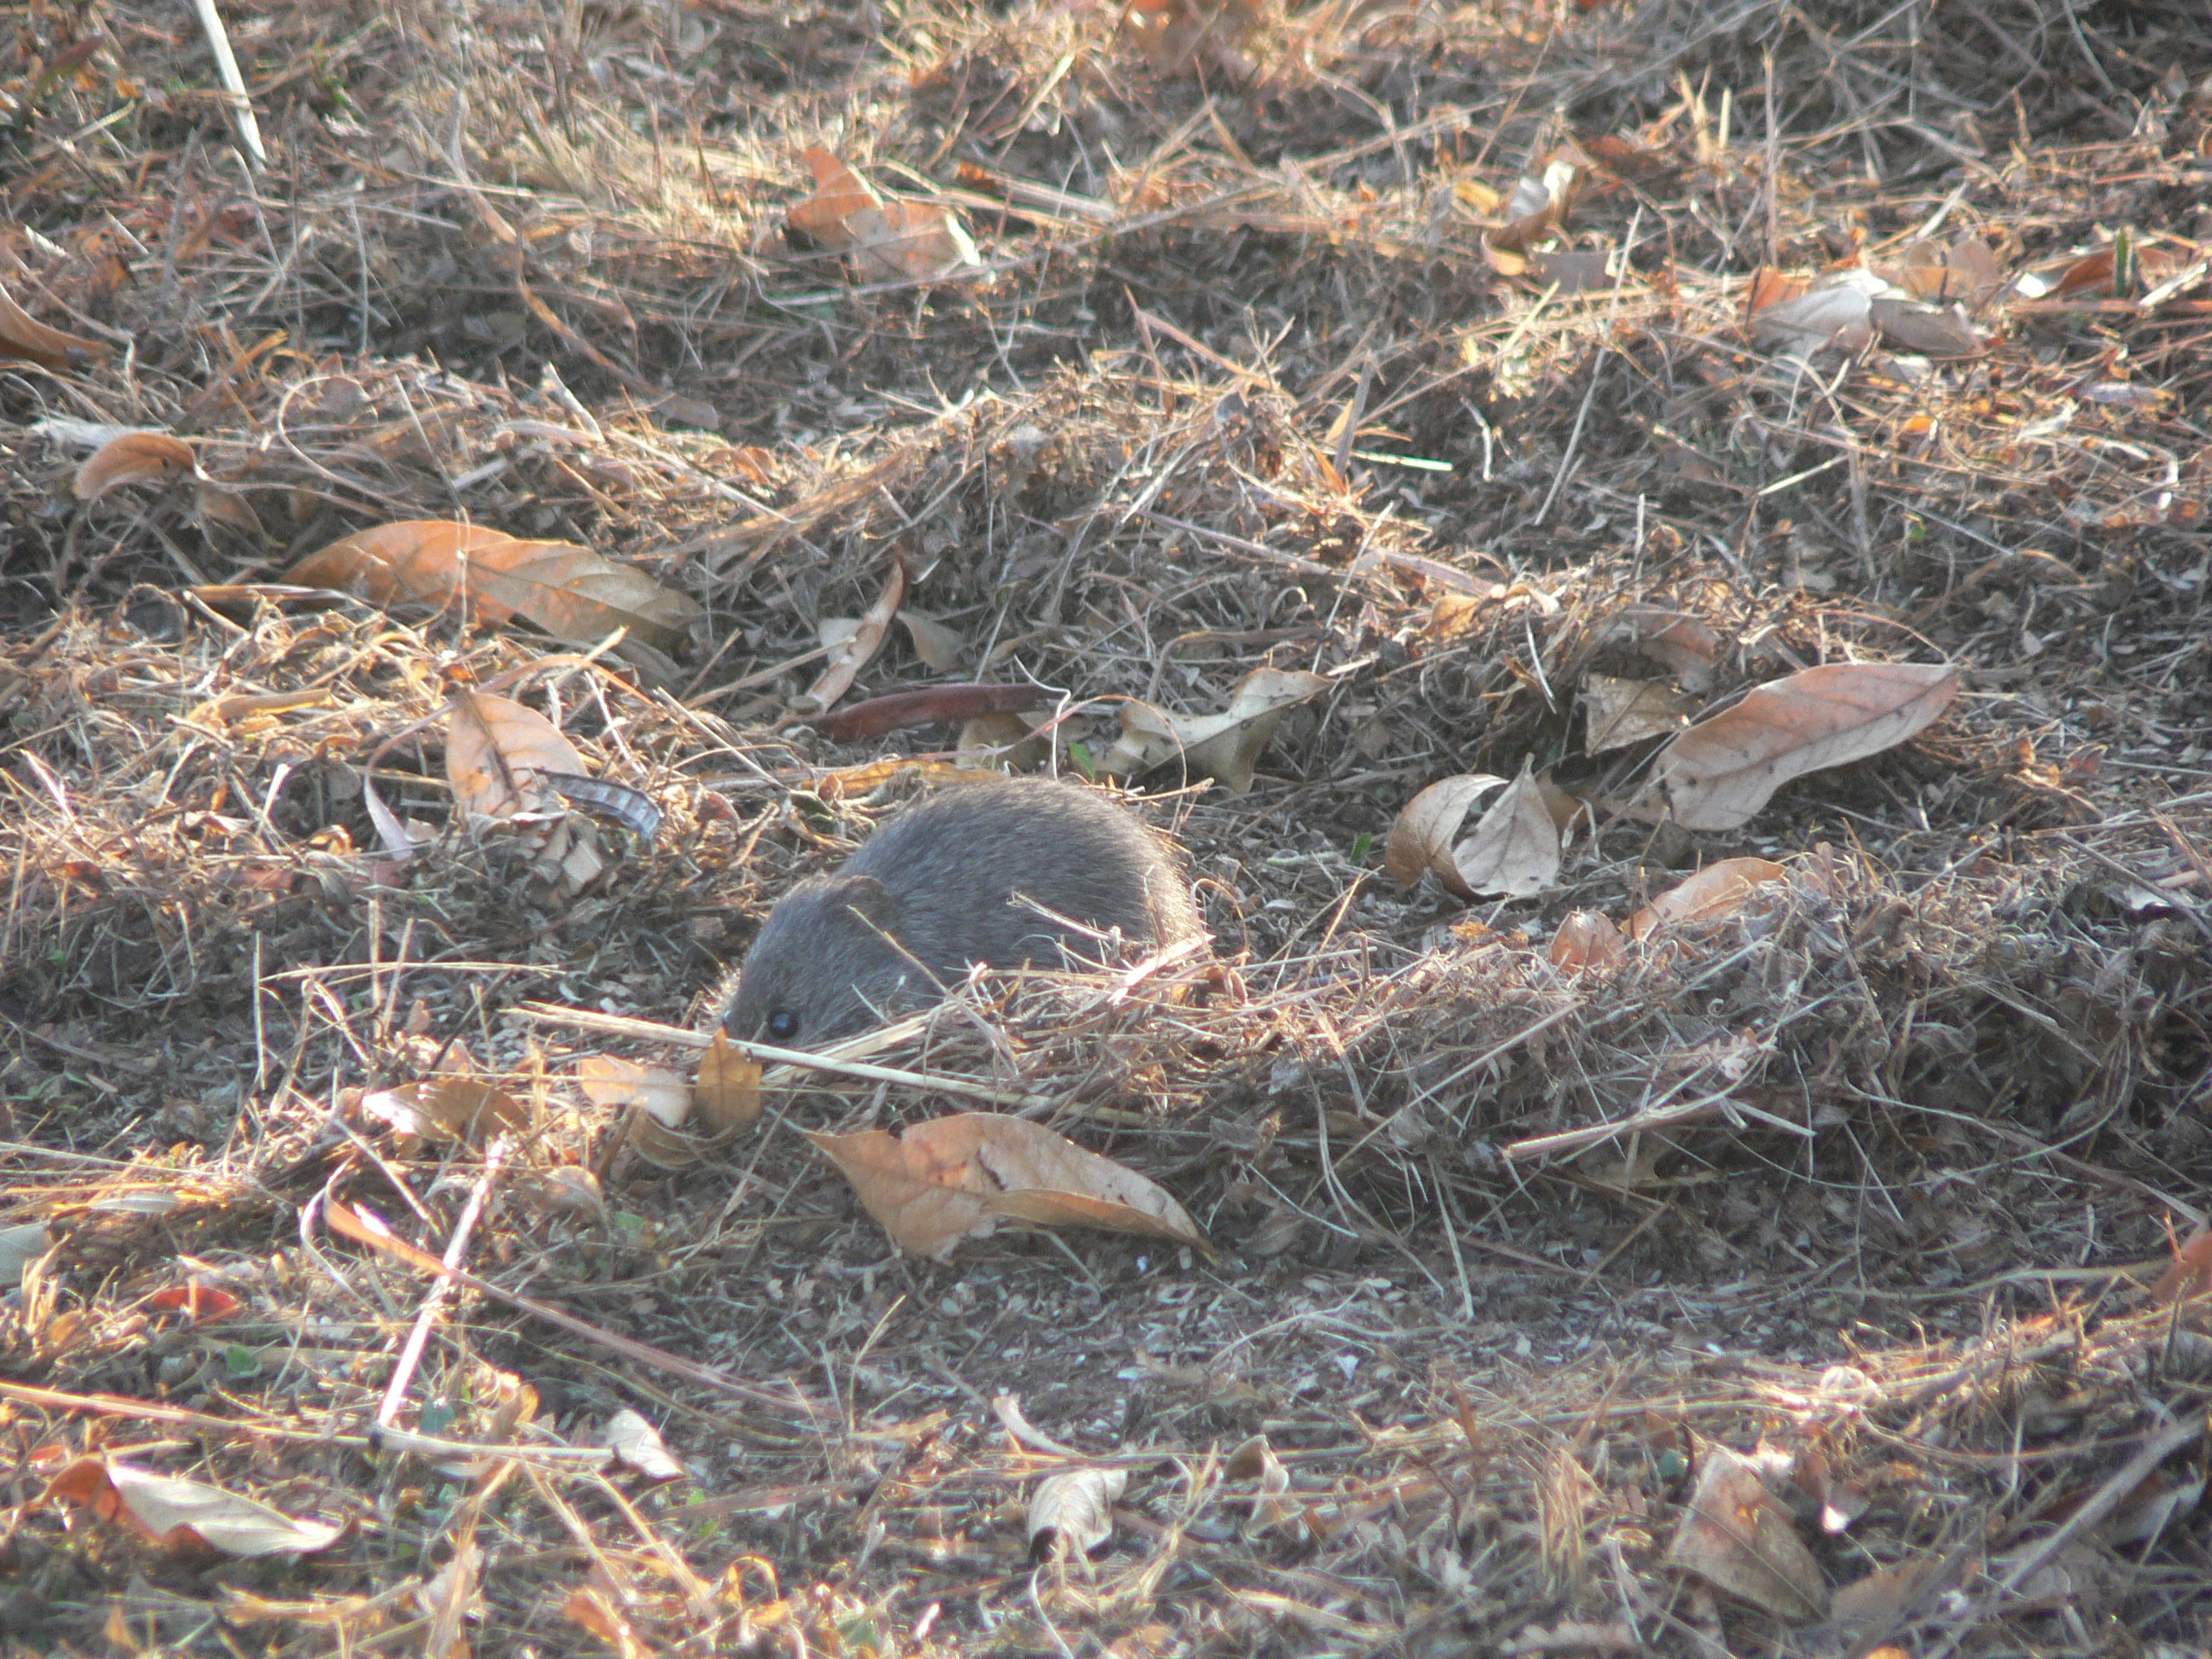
<box><xmin>604</xmin><ymin>1409</ymin><xmax>686</xmax><ymax>1483</ymax></box>
<box><xmin>1628</xmin><ymin>858</ymin><xmax>1789</xmax><ymax>939</ymax></box>
<box><xmin>695</xmin><ymin>1033</ymin><xmax>763</xmax><ymax>1135</ymax></box>
<box><xmin>1385</xmin><ymin>773</ymin><xmax>1505</xmax><ymax>891</ymax></box>
<box><xmin>74</xmin><ymin>431</ymin><xmax>195</xmax><ymax>500</ymax></box>
<box><xmin>45</xmin><ymin>1459</ymin><xmax>345</xmax><ymax>1557</ymax></box>
<box><xmin>796</xmin><ymin>557</ymin><xmax>906</xmax><ymax>715</ymax></box>
<box><xmin>1751</xmin><ymin>279</ymin><xmax>1876</xmax><ymax>355</ymax></box>
<box><xmin>579</xmin><ymin>1055</ymin><xmax>702</xmax><ymax>1170</ymax></box>
<box><xmin>1027</xmin><ymin>1467</ymin><xmax>1127</xmax><ymax>1564</ymax></box>
<box><xmin>446</xmin><ymin>691</ymin><xmax>589</xmax><ymax>822</ymax></box>
<box><xmin>1870</xmin><ymin>296</ymin><xmax>1982</xmax><ymax>356</ymax></box>
<box><xmin>1654</xmin><ymin>663</ymin><xmax>1958</xmax><ymax>831</ymax></box>
<box><xmin>1665</xmin><ymin>1442</ymin><xmax>1828</xmax><ymax>1621</ymax></box>
<box><xmin>1610</xmin><ymin>607</ymin><xmax>1722</xmax><ymax>691</ymax></box>
<box><xmin>285</xmin><ymin>520</ymin><xmax>703</xmax><ymax>656</ymax></box>
<box><xmin>1583</xmin><ymin>674</ymin><xmax>1694</xmax><ymax>753</ymax></box>
<box><xmin>2151</xmin><ymin>1225</ymin><xmax>2212</xmax><ymax>1307</ymax></box>
<box><xmin>787</xmin><ymin>148</ymin><xmax>982</xmax><ymax>285</ymax></box>
<box><xmin>899</xmin><ymin>609</ymin><xmax>967</xmax><ymax>671</ymax></box>
<box><xmin>0</xmin><ymin>280</ymin><xmax>109</xmax><ymax>369</ymax></box>
<box><xmin>1549</xmin><ymin>911</ymin><xmax>1626</xmax><ymax>971</ymax></box>
<box><xmin>806</xmin><ymin>682</ymin><xmax>1049</xmax><ymax>742</ymax></box>
<box><xmin>806</xmin><ymin>1112</ymin><xmax>1209</xmax><ymax>1262</ymax></box>
<box><xmin>1100</xmin><ymin>665</ymin><xmax>1330</xmax><ymax>794</ymax></box>
<box><xmin>1885</xmin><ymin>234</ymin><xmax>2006</xmax><ymax>308</ymax></box>
<box><xmin>359</xmin><ymin>1076</ymin><xmax>531</xmax><ymax>1152</ymax></box>
<box><xmin>1448</xmin><ymin>760</ymin><xmax>1562</xmax><ymax>898</ymax></box>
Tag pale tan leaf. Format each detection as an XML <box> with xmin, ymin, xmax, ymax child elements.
<box><xmin>0</xmin><ymin>1222</ymin><xmax>54</xmax><ymax>1288</ymax></box>
<box><xmin>1870</xmin><ymin>296</ymin><xmax>1982</xmax><ymax>356</ymax></box>
<box><xmin>0</xmin><ymin>280</ymin><xmax>108</xmax><ymax>369</ymax></box>
<box><xmin>579</xmin><ymin>1055</ymin><xmax>702</xmax><ymax>1168</ymax></box>
<box><xmin>1489</xmin><ymin>157</ymin><xmax>1581</xmax><ymax>254</ymax></box>
<box><xmin>899</xmin><ymin>609</ymin><xmax>968</xmax><ymax>672</ymax></box>
<box><xmin>445</xmin><ymin>691</ymin><xmax>588</xmax><ymax>821</ymax></box>
<box><xmin>603</xmin><ymin>1409</ymin><xmax>686</xmax><ymax>1482</ymax></box>
<box><xmin>1886</xmin><ymin>234</ymin><xmax>2005</xmax><ymax>308</ymax></box>
<box><xmin>1610</xmin><ymin>607</ymin><xmax>1722</xmax><ymax>691</ymax></box>
<box><xmin>957</xmin><ymin>709</ymin><xmax>1053</xmax><ymax>770</ymax></box>
<box><xmin>45</xmin><ymin>1459</ymin><xmax>345</xmax><ymax>1557</ymax></box>
<box><xmin>1227</xmin><ymin>1433</ymin><xmax>1302</xmax><ymax>1536</ymax></box>
<box><xmin>695</xmin><ymin>1033</ymin><xmax>763</xmax><ymax>1135</ymax></box>
<box><xmin>73</xmin><ymin>431</ymin><xmax>194</xmax><ymax>500</ymax></box>
<box><xmin>1751</xmin><ymin>281</ymin><xmax>1876</xmax><ymax>354</ymax></box>
<box><xmin>787</xmin><ymin>149</ymin><xmax>982</xmax><ymax>284</ymax></box>
<box><xmin>359</xmin><ymin>1077</ymin><xmax>530</xmax><ymax>1151</ymax></box>
<box><xmin>1548</xmin><ymin>911</ymin><xmax>1626</xmax><ymax>971</ymax></box>
<box><xmin>1099</xmin><ymin>666</ymin><xmax>1329</xmax><ymax>794</ymax></box>
<box><xmin>1829</xmin><ymin>1555</ymin><xmax>1947</xmax><ymax>1640</ymax></box>
<box><xmin>1628</xmin><ymin>858</ymin><xmax>1789</xmax><ymax>939</ymax></box>
<box><xmin>806</xmin><ymin>1112</ymin><xmax>1208</xmax><ymax>1262</ymax></box>
<box><xmin>1027</xmin><ymin>1467</ymin><xmax>1127</xmax><ymax>1562</ymax></box>
<box><xmin>796</xmin><ymin>559</ymin><xmax>906</xmax><ymax>715</ymax></box>
<box><xmin>1655</xmin><ymin>663</ymin><xmax>1959</xmax><ymax>830</ymax></box>
<box><xmin>286</xmin><ymin>520</ymin><xmax>702</xmax><ymax>651</ymax></box>
<box><xmin>419</xmin><ymin>1534</ymin><xmax>479</xmax><ymax>1659</ymax></box>
<box><xmin>1448</xmin><ymin>760</ymin><xmax>1561</xmax><ymax>898</ymax></box>
<box><xmin>1583</xmin><ymin>674</ymin><xmax>1694</xmax><ymax>753</ymax></box>
<box><xmin>1385</xmin><ymin>774</ymin><xmax>1505</xmax><ymax>892</ymax></box>
<box><xmin>1665</xmin><ymin>1443</ymin><xmax>1828</xmax><ymax>1621</ymax></box>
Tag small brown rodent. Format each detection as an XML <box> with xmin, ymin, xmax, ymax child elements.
<box><xmin>723</xmin><ymin>776</ymin><xmax>1205</xmax><ymax>1047</ymax></box>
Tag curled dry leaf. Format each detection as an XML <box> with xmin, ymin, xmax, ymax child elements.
<box><xmin>1027</xmin><ymin>1467</ymin><xmax>1128</xmax><ymax>1564</ymax></box>
<box><xmin>1870</xmin><ymin>296</ymin><xmax>1982</xmax><ymax>356</ymax></box>
<box><xmin>285</xmin><ymin>520</ymin><xmax>703</xmax><ymax>656</ymax></box>
<box><xmin>0</xmin><ymin>281</ymin><xmax>109</xmax><ymax>369</ymax></box>
<box><xmin>2151</xmin><ymin>1226</ymin><xmax>2212</xmax><ymax>1307</ymax></box>
<box><xmin>1885</xmin><ymin>234</ymin><xmax>2005</xmax><ymax>308</ymax></box>
<box><xmin>1100</xmin><ymin>665</ymin><xmax>1329</xmax><ymax>794</ymax></box>
<box><xmin>359</xmin><ymin>1077</ymin><xmax>531</xmax><ymax>1152</ymax></box>
<box><xmin>45</xmin><ymin>1459</ymin><xmax>345</xmax><ymax>1558</ymax></box>
<box><xmin>1628</xmin><ymin>858</ymin><xmax>1789</xmax><ymax>940</ymax></box>
<box><xmin>0</xmin><ymin>1222</ymin><xmax>54</xmax><ymax>1288</ymax></box>
<box><xmin>1583</xmin><ymin>675</ymin><xmax>1694</xmax><ymax>753</ymax></box>
<box><xmin>1751</xmin><ymin>278</ymin><xmax>1876</xmax><ymax>355</ymax></box>
<box><xmin>1226</xmin><ymin>1433</ymin><xmax>1302</xmax><ymax>1537</ymax></box>
<box><xmin>1549</xmin><ymin>911</ymin><xmax>1626</xmax><ymax>971</ymax></box>
<box><xmin>1488</xmin><ymin>156</ymin><xmax>1583</xmax><ymax>260</ymax></box>
<box><xmin>1654</xmin><ymin>662</ymin><xmax>1959</xmax><ymax>831</ymax></box>
<box><xmin>604</xmin><ymin>1409</ymin><xmax>686</xmax><ymax>1482</ymax></box>
<box><xmin>796</xmin><ymin>557</ymin><xmax>906</xmax><ymax>715</ymax></box>
<box><xmin>1386</xmin><ymin>774</ymin><xmax>1505</xmax><ymax>889</ymax></box>
<box><xmin>446</xmin><ymin>691</ymin><xmax>589</xmax><ymax>821</ymax></box>
<box><xmin>1665</xmin><ymin>1443</ymin><xmax>1829</xmax><ymax>1622</ymax></box>
<box><xmin>73</xmin><ymin>431</ymin><xmax>195</xmax><ymax>500</ymax></box>
<box><xmin>695</xmin><ymin>1033</ymin><xmax>763</xmax><ymax>1135</ymax></box>
<box><xmin>899</xmin><ymin>609</ymin><xmax>967</xmax><ymax>672</ymax></box>
<box><xmin>1610</xmin><ymin>607</ymin><xmax>1721</xmax><ymax>691</ymax></box>
<box><xmin>578</xmin><ymin>1055</ymin><xmax>702</xmax><ymax>1170</ymax></box>
<box><xmin>1449</xmin><ymin>760</ymin><xmax>1563</xmax><ymax>899</ymax></box>
<box><xmin>805</xmin><ymin>1111</ymin><xmax>1209</xmax><ymax>1262</ymax></box>
<box><xmin>787</xmin><ymin>147</ymin><xmax>982</xmax><ymax>285</ymax></box>
<box><xmin>807</xmin><ymin>682</ymin><xmax>1050</xmax><ymax>743</ymax></box>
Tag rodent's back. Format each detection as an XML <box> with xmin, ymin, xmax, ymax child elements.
<box><xmin>726</xmin><ymin>777</ymin><xmax>1204</xmax><ymax>1046</ymax></box>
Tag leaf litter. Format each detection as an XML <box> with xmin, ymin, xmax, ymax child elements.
<box><xmin>3</xmin><ymin>1</ymin><xmax>2211</xmax><ymax>1656</ymax></box>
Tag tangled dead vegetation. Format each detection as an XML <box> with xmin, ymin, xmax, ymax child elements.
<box><xmin>3</xmin><ymin>0</ymin><xmax>2210</xmax><ymax>1653</ymax></box>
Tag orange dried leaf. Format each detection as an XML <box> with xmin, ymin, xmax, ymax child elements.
<box><xmin>445</xmin><ymin>690</ymin><xmax>588</xmax><ymax>821</ymax></box>
<box><xmin>1629</xmin><ymin>858</ymin><xmax>1789</xmax><ymax>940</ymax></box>
<box><xmin>787</xmin><ymin>148</ymin><xmax>982</xmax><ymax>283</ymax></box>
<box><xmin>1655</xmin><ymin>663</ymin><xmax>1959</xmax><ymax>831</ymax></box>
<box><xmin>696</xmin><ymin>1033</ymin><xmax>764</xmax><ymax>1135</ymax></box>
<box><xmin>1549</xmin><ymin>911</ymin><xmax>1627</xmax><ymax>971</ymax></box>
<box><xmin>73</xmin><ymin>431</ymin><xmax>194</xmax><ymax>500</ymax></box>
<box><xmin>0</xmin><ymin>280</ymin><xmax>109</xmax><ymax>369</ymax></box>
<box><xmin>2151</xmin><ymin>1226</ymin><xmax>2212</xmax><ymax>1307</ymax></box>
<box><xmin>45</xmin><ymin>1459</ymin><xmax>344</xmax><ymax>1557</ymax></box>
<box><xmin>1665</xmin><ymin>1444</ymin><xmax>1828</xmax><ymax>1621</ymax></box>
<box><xmin>807</xmin><ymin>1112</ymin><xmax>1209</xmax><ymax>1262</ymax></box>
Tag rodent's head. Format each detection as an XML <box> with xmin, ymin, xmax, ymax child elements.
<box><xmin>724</xmin><ymin>874</ymin><xmax>912</xmax><ymax>1048</ymax></box>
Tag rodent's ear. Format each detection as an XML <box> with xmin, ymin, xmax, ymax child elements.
<box><xmin>822</xmin><ymin>873</ymin><xmax>896</xmax><ymax>927</ymax></box>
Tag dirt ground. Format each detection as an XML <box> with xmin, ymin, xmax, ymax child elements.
<box><xmin>3</xmin><ymin>0</ymin><xmax>2211</xmax><ymax>1654</ymax></box>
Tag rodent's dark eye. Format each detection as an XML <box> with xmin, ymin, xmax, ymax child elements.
<box><xmin>766</xmin><ymin>1009</ymin><xmax>800</xmax><ymax>1042</ymax></box>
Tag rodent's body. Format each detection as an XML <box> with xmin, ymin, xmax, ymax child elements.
<box><xmin>723</xmin><ymin>777</ymin><xmax>1205</xmax><ymax>1047</ymax></box>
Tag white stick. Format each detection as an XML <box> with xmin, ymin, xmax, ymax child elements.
<box><xmin>189</xmin><ymin>0</ymin><xmax>266</xmax><ymax>169</ymax></box>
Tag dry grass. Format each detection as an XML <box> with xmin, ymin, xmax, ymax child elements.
<box><xmin>3</xmin><ymin>0</ymin><xmax>2211</xmax><ymax>1654</ymax></box>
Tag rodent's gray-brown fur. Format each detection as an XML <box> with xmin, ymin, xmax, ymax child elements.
<box><xmin>722</xmin><ymin>777</ymin><xmax>1205</xmax><ymax>1047</ymax></box>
